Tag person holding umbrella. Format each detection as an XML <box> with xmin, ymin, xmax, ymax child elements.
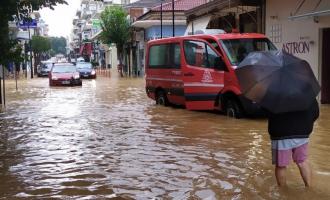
<box><xmin>267</xmin><ymin>98</ymin><xmax>319</xmax><ymax>187</ymax></box>
<box><xmin>235</xmin><ymin>50</ymin><xmax>320</xmax><ymax>187</ymax></box>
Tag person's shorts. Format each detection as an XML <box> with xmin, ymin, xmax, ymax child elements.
<box><xmin>272</xmin><ymin>143</ymin><xmax>308</xmax><ymax>167</ymax></box>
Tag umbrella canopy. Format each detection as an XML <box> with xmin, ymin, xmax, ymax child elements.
<box><xmin>235</xmin><ymin>50</ymin><xmax>320</xmax><ymax>113</ymax></box>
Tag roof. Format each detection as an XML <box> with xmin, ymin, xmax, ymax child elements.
<box><xmin>125</xmin><ymin>0</ymin><xmax>165</xmax><ymax>8</ymax></box>
<box><xmin>54</xmin><ymin>63</ymin><xmax>74</xmax><ymax>66</ymax></box>
<box><xmin>131</xmin><ymin>19</ymin><xmax>186</xmax><ymax>28</ymax></box>
<box><xmin>152</xmin><ymin>0</ymin><xmax>206</xmax><ymax>11</ymax></box>
<box><xmin>147</xmin><ymin>33</ymin><xmax>268</xmax><ymax>44</ymax></box>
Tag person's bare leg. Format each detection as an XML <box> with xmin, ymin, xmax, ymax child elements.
<box><xmin>297</xmin><ymin>161</ymin><xmax>312</xmax><ymax>187</ymax></box>
<box><xmin>275</xmin><ymin>166</ymin><xmax>287</xmax><ymax>186</ymax></box>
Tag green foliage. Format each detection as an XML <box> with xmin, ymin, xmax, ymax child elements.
<box><xmin>100</xmin><ymin>6</ymin><xmax>130</xmax><ymax>48</ymax></box>
<box><xmin>0</xmin><ymin>0</ymin><xmax>67</xmax><ymax>65</ymax></box>
<box><xmin>31</xmin><ymin>35</ymin><xmax>51</xmax><ymax>53</ymax></box>
<box><xmin>50</xmin><ymin>37</ymin><xmax>67</xmax><ymax>54</ymax></box>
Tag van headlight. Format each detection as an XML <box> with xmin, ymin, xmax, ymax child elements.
<box><xmin>91</xmin><ymin>70</ymin><xmax>96</xmax><ymax>75</ymax></box>
<box><xmin>52</xmin><ymin>76</ymin><xmax>58</xmax><ymax>80</ymax></box>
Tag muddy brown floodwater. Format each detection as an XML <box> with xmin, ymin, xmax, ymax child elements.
<box><xmin>0</xmin><ymin>76</ymin><xmax>329</xmax><ymax>200</ymax></box>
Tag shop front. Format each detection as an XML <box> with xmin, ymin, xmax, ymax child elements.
<box><xmin>265</xmin><ymin>0</ymin><xmax>330</xmax><ymax>103</ymax></box>
<box><xmin>185</xmin><ymin>0</ymin><xmax>265</xmax><ymax>34</ymax></box>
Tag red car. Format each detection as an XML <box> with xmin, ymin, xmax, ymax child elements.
<box><xmin>49</xmin><ymin>63</ymin><xmax>82</xmax><ymax>86</ymax></box>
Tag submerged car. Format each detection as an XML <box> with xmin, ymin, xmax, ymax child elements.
<box><xmin>76</xmin><ymin>62</ymin><xmax>96</xmax><ymax>79</ymax></box>
<box><xmin>37</xmin><ymin>62</ymin><xmax>53</xmax><ymax>77</ymax></box>
<box><xmin>49</xmin><ymin>63</ymin><xmax>82</xmax><ymax>86</ymax></box>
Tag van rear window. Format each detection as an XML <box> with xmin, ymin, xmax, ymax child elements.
<box><xmin>148</xmin><ymin>43</ymin><xmax>181</xmax><ymax>69</ymax></box>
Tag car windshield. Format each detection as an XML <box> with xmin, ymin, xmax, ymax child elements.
<box><xmin>52</xmin><ymin>65</ymin><xmax>77</xmax><ymax>73</ymax></box>
<box><xmin>220</xmin><ymin>38</ymin><xmax>277</xmax><ymax>65</ymax></box>
<box><xmin>76</xmin><ymin>63</ymin><xmax>92</xmax><ymax>69</ymax></box>
<box><xmin>42</xmin><ymin>63</ymin><xmax>53</xmax><ymax>69</ymax></box>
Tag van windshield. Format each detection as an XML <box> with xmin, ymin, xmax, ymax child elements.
<box><xmin>220</xmin><ymin>38</ymin><xmax>277</xmax><ymax>65</ymax></box>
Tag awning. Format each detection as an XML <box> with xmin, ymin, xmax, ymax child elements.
<box><xmin>131</xmin><ymin>20</ymin><xmax>186</xmax><ymax>29</ymax></box>
<box><xmin>288</xmin><ymin>9</ymin><xmax>330</xmax><ymax>20</ymax></box>
<box><xmin>288</xmin><ymin>0</ymin><xmax>330</xmax><ymax>20</ymax></box>
<box><xmin>79</xmin><ymin>43</ymin><xmax>92</xmax><ymax>56</ymax></box>
<box><xmin>184</xmin><ymin>15</ymin><xmax>211</xmax><ymax>35</ymax></box>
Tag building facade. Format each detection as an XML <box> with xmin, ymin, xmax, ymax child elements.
<box><xmin>70</xmin><ymin>0</ymin><xmax>138</xmax><ymax>71</ymax></box>
<box><xmin>265</xmin><ymin>0</ymin><xmax>330</xmax><ymax>103</ymax></box>
<box><xmin>185</xmin><ymin>0</ymin><xmax>265</xmax><ymax>34</ymax></box>
<box><xmin>130</xmin><ymin>0</ymin><xmax>206</xmax><ymax>76</ymax></box>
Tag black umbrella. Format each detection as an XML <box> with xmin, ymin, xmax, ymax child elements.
<box><xmin>235</xmin><ymin>50</ymin><xmax>320</xmax><ymax>113</ymax></box>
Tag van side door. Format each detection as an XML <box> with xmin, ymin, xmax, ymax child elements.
<box><xmin>182</xmin><ymin>39</ymin><xmax>226</xmax><ymax>110</ymax></box>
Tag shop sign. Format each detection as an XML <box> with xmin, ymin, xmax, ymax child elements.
<box><xmin>19</xmin><ymin>19</ymin><xmax>37</xmax><ymax>28</ymax></box>
<box><xmin>92</xmin><ymin>19</ymin><xmax>101</xmax><ymax>28</ymax></box>
<box><xmin>282</xmin><ymin>41</ymin><xmax>310</xmax><ymax>54</ymax></box>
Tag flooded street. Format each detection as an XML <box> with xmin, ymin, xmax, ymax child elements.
<box><xmin>0</xmin><ymin>76</ymin><xmax>330</xmax><ymax>199</ymax></box>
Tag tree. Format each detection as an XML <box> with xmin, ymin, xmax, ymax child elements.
<box><xmin>31</xmin><ymin>35</ymin><xmax>51</xmax><ymax>73</ymax></box>
<box><xmin>50</xmin><ymin>36</ymin><xmax>67</xmax><ymax>55</ymax></box>
<box><xmin>0</xmin><ymin>0</ymin><xmax>67</xmax><ymax>66</ymax></box>
<box><xmin>100</xmin><ymin>6</ymin><xmax>130</xmax><ymax>77</ymax></box>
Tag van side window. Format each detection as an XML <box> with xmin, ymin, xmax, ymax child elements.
<box><xmin>184</xmin><ymin>40</ymin><xmax>220</xmax><ymax>69</ymax></box>
<box><xmin>148</xmin><ymin>43</ymin><xmax>181</xmax><ymax>69</ymax></box>
<box><xmin>173</xmin><ymin>44</ymin><xmax>181</xmax><ymax>68</ymax></box>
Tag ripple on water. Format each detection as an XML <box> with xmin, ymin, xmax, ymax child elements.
<box><xmin>1</xmin><ymin>78</ymin><xmax>330</xmax><ymax>199</ymax></box>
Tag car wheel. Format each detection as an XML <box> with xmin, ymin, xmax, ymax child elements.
<box><xmin>225</xmin><ymin>99</ymin><xmax>244</xmax><ymax>119</ymax></box>
<box><xmin>156</xmin><ymin>90</ymin><xmax>169</xmax><ymax>106</ymax></box>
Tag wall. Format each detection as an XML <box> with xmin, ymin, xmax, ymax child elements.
<box><xmin>266</xmin><ymin>0</ymin><xmax>330</xmax><ymax>81</ymax></box>
<box><xmin>145</xmin><ymin>25</ymin><xmax>187</xmax><ymax>40</ymax></box>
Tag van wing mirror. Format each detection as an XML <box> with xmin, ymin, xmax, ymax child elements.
<box><xmin>214</xmin><ymin>57</ymin><xmax>227</xmax><ymax>71</ymax></box>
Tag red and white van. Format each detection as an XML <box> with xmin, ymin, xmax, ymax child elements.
<box><xmin>145</xmin><ymin>31</ymin><xmax>276</xmax><ymax>118</ymax></box>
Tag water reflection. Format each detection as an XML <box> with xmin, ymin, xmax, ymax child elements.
<box><xmin>0</xmin><ymin>77</ymin><xmax>329</xmax><ymax>199</ymax></box>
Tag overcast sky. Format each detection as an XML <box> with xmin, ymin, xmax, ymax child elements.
<box><xmin>39</xmin><ymin>0</ymin><xmax>81</xmax><ymax>38</ymax></box>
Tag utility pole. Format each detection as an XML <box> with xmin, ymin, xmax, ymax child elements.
<box><xmin>0</xmin><ymin>65</ymin><xmax>2</xmax><ymax>106</ymax></box>
<box><xmin>161</xmin><ymin>0</ymin><xmax>163</xmax><ymax>38</ymax></box>
<box><xmin>28</xmin><ymin>22</ymin><xmax>33</xmax><ymax>79</ymax></box>
<box><xmin>24</xmin><ymin>41</ymin><xmax>28</xmax><ymax>78</ymax></box>
<box><xmin>172</xmin><ymin>0</ymin><xmax>175</xmax><ymax>37</ymax></box>
<box><xmin>0</xmin><ymin>65</ymin><xmax>5</xmax><ymax>107</ymax></box>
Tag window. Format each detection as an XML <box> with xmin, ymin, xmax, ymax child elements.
<box><xmin>52</xmin><ymin>65</ymin><xmax>77</xmax><ymax>73</ymax></box>
<box><xmin>184</xmin><ymin>40</ymin><xmax>220</xmax><ymax>68</ymax></box>
<box><xmin>148</xmin><ymin>43</ymin><xmax>181</xmax><ymax>69</ymax></box>
<box><xmin>173</xmin><ymin>44</ymin><xmax>181</xmax><ymax>67</ymax></box>
<box><xmin>221</xmin><ymin>38</ymin><xmax>277</xmax><ymax>65</ymax></box>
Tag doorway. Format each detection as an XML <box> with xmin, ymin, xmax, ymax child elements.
<box><xmin>321</xmin><ymin>28</ymin><xmax>330</xmax><ymax>104</ymax></box>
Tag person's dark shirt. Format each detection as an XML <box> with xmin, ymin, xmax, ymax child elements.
<box><xmin>267</xmin><ymin>99</ymin><xmax>319</xmax><ymax>140</ymax></box>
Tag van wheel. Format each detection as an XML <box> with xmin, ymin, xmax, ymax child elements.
<box><xmin>156</xmin><ymin>91</ymin><xmax>169</xmax><ymax>106</ymax></box>
<box><xmin>225</xmin><ymin>99</ymin><xmax>244</xmax><ymax>119</ymax></box>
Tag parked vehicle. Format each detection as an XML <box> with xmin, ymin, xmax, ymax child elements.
<box><xmin>37</xmin><ymin>61</ymin><xmax>53</xmax><ymax>77</ymax></box>
<box><xmin>76</xmin><ymin>62</ymin><xmax>96</xmax><ymax>79</ymax></box>
<box><xmin>145</xmin><ymin>31</ymin><xmax>277</xmax><ymax>118</ymax></box>
<box><xmin>49</xmin><ymin>63</ymin><xmax>82</xmax><ymax>86</ymax></box>
<box><xmin>77</xmin><ymin>57</ymin><xmax>85</xmax><ymax>62</ymax></box>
